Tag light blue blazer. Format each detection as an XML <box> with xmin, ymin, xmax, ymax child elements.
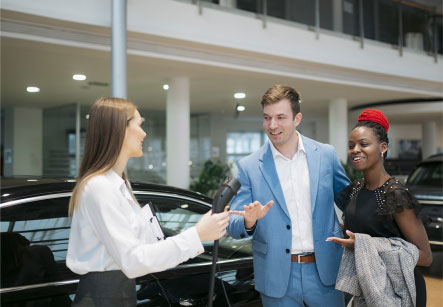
<box><xmin>227</xmin><ymin>135</ymin><xmax>350</xmax><ymax>298</ymax></box>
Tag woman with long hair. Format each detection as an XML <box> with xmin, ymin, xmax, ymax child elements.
<box><xmin>67</xmin><ymin>98</ymin><xmax>230</xmax><ymax>306</ymax></box>
<box><xmin>327</xmin><ymin>109</ymin><xmax>432</xmax><ymax>306</ymax></box>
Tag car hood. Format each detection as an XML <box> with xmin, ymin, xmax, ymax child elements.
<box><xmin>408</xmin><ymin>185</ymin><xmax>443</xmax><ymax>201</ymax></box>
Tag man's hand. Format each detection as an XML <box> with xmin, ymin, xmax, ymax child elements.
<box><xmin>326</xmin><ymin>230</ymin><xmax>355</xmax><ymax>249</ymax></box>
<box><xmin>231</xmin><ymin>200</ymin><xmax>274</xmax><ymax>229</ymax></box>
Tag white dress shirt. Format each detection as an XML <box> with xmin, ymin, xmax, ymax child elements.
<box><xmin>67</xmin><ymin>170</ymin><xmax>204</xmax><ymax>279</ymax></box>
<box><xmin>270</xmin><ymin>132</ymin><xmax>314</xmax><ymax>254</ymax></box>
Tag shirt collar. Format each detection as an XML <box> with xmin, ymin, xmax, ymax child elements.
<box><xmin>105</xmin><ymin>169</ymin><xmax>126</xmax><ymax>190</ymax></box>
<box><xmin>269</xmin><ymin>131</ymin><xmax>306</xmax><ymax>161</ymax></box>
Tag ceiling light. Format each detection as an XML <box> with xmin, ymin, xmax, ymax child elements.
<box><xmin>26</xmin><ymin>86</ymin><xmax>40</xmax><ymax>93</ymax></box>
<box><xmin>234</xmin><ymin>92</ymin><xmax>246</xmax><ymax>99</ymax></box>
<box><xmin>163</xmin><ymin>84</ymin><xmax>169</xmax><ymax>90</ymax></box>
<box><xmin>236</xmin><ymin>105</ymin><xmax>246</xmax><ymax>112</ymax></box>
<box><xmin>73</xmin><ymin>74</ymin><xmax>87</xmax><ymax>81</ymax></box>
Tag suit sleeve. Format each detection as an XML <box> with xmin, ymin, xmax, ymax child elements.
<box><xmin>331</xmin><ymin>148</ymin><xmax>350</xmax><ymax>210</ymax></box>
<box><xmin>227</xmin><ymin>161</ymin><xmax>254</xmax><ymax>239</ymax></box>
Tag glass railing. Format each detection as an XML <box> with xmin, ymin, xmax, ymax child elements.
<box><xmin>192</xmin><ymin>0</ymin><xmax>443</xmax><ymax>58</ymax></box>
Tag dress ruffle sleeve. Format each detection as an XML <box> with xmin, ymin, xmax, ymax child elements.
<box><xmin>379</xmin><ymin>179</ymin><xmax>422</xmax><ymax>218</ymax></box>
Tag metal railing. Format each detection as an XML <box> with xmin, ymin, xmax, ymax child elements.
<box><xmin>190</xmin><ymin>0</ymin><xmax>442</xmax><ymax>61</ymax></box>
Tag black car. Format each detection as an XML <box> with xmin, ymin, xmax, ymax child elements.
<box><xmin>0</xmin><ymin>178</ymin><xmax>261</xmax><ymax>306</ymax></box>
<box><xmin>406</xmin><ymin>154</ymin><xmax>443</xmax><ymax>247</ymax></box>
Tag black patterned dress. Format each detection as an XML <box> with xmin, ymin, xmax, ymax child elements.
<box><xmin>335</xmin><ymin>177</ymin><xmax>427</xmax><ymax>307</ymax></box>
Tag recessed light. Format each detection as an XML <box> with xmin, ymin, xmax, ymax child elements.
<box><xmin>73</xmin><ymin>74</ymin><xmax>87</xmax><ymax>81</ymax></box>
<box><xmin>27</xmin><ymin>86</ymin><xmax>40</xmax><ymax>93</ymax></box>
<box><xmin>236</xmin><ymin>105</ymin><xmax>246</xmax><ymax>112</ymax></box>
<box><xmin>163</xmin><ymin>84</ymin><xmax>169</xmax><ymax>90</ymax></box>
<box><xmin>234</xmin><ymin>92</ymin><xmax>246</xmax><ymax>99</ymax></box>
<box><xmin>27</xmin><ymin>179</ymin><xmax>38</xmax><ymax>182</ymax></box>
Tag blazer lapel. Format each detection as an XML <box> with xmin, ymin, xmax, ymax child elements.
<box><xmin>259</xmin><ymin>143</ymin><xmax>290</xmax><ymax>219</ymax></box>
<box><xmin>303</xmin><ymin>136</ymin><xmax>320</xmax><ymax>214</ymax></box>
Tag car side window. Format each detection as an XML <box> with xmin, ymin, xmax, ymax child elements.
<box><xmin>408</xmin><ymin>162</ymin><xmax>443</xmax><ymax>187</ymax></box>
<box><xmin>134</xmin><ymin>194</ymin><xmax>252</xmax><ymax>262</ymax></box>
<box><xmin>0</xmin><ymin>196</ymin><xmax>72</xmax><ymax>288</ymax></box>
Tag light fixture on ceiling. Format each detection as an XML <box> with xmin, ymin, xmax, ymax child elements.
<box><xmin>235</xmin><ymin>103</ymin><xmax>245</xmax><ymax>118</ymax></box>
<box><xmin>73</xmin><ymin>74</ymin><xmax>87</xmax><ymax>81</ymax></box>
<box><xmin>26</xmin><ymin>86</ymin><xmax>40</xmax><ymax>93</ymax></box>
<box><xmin>236</xmin><ymin>104</ymin><xmax>245</xmax><ymax>112</ymax></box>
<box><xmin>163</xmin><ymin>84</ymin><xmax>169</xmax><ymax>90</ymax></box>
<box><xmin>234</xmin><ymin>92</ymin><xmax>246</xmax><ymax>99</ymax></box>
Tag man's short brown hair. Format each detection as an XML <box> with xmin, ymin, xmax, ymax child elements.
<box><xmin>261</xmin><ymin>85</ymin><xmax>301</xmax><ymax>117</ymax></box>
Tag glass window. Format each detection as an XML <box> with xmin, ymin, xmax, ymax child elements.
<box><xmin>226</xmin><ymin>132</ymin><xmax>264</xmax><ymax>164</ymax></box>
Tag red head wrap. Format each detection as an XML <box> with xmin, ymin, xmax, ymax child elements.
<box><xmin>357</xmin><ymin>109</ymin><xmax>389</xmax><ymax>132</ymax></box>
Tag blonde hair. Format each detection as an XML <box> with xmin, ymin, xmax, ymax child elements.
<box><xmin>68</xmin><ymin>97</ymin><xmax>137</xmax><ymax>216</ymax></box>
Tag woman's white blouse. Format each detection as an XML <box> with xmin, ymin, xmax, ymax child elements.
<box><xmin>66</xmin><ymin>170</ymin><xmax>204</xmax><ymax>279</ymax></box>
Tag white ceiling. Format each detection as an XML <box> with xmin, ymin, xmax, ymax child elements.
<box><xmin>2</xmin><ymin>37</ymin><xmax>440</xmax><ymax>120</ymax></box>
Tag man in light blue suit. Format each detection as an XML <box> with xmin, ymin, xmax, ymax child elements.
<box><xmin>227</xmin><ymin>85</ymin><xmax>350</xmax><ymax>306</ymax></box>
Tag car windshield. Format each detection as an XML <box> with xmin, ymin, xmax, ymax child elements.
<box><xmin>407</xmin><ymin>161</ymin><xmax>443</xmax><ymax>187</ymax></box>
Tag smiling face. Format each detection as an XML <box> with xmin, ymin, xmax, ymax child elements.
<box><xmin>122</xmin><ymin>110</ymin><xmax>146</xmax><ymax>158</ymax></box>
<box><xmin>263</xmin><ymin>99</ymin><xmax>302</xmax><ymax>149</ymax></box>
<box><xmin>348</xmin><ymin>126</ymin><xmax>387</xmax><ymax>172</ymax></box>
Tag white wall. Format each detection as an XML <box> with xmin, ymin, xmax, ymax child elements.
<box><xmin>12</xmin><ymin>107</ymin><xmax>43</xmax><ymax>175</ymax></box>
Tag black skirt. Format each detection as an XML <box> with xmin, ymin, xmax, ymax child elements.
<box><xmin>72</xmin><ymin>270</ymin><xmax>136</xmax><ymax>307</ymax></box>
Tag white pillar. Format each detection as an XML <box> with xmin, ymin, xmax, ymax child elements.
<box><xmin>422</xmin><ymin>121</ymin><xmax>436</xmax><ymax>160</ymax></box>
<box><xmin>329</xmin><ymin>98</ymin><xmax>348</xmax><ymax>163</ymax></box>
<box><xmin>111</xmin><ymin>0</ymin><xmax>127</xmax><ymax>98</ymax></box>
<box><xmin>167</xmin><ymin>77</ymin><xmax>190</xmax><ymax>189</ymax></box>
<box><xmin>13</xmin><ymin>108</ymin><xmax>43</xmax><ymax>176</ymax></box>
<box><xmin>333</xmin><ymin>0</ymin><xmax>343</xmax><ymax>32</ymax></box>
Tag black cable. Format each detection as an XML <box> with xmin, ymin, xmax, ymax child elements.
<box><xmin>208</xmin><ymin>240</ymin><xmax>220</xmax><ymax>307</ymax></box>
<box><xmin>217</xmin><ymin>262</ymin><xmax>232</xmax><ymax>307</ymax></box>
<box><xmin>151</xmin><ymin>274</ymin><xmax>171</xmax><ymax>307</ymax></box>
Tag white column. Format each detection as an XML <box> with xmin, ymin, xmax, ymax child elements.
<box><xmin>166</xmin><ymin>77</ymin><xmax>190</xmax><ymax>189</ymax></box>
<box><xmin>422</xmin><ymin>121</ymin><xmax>436</xmax><ymax>160</ymax></box>
<box><xmin>13</xmin><ymin>108</ymin><xmax>43</xmax><ymax>176</ymax></box>
<box><xmin>333</xmin><ymin>0</ymin><xmax>343</xmax><ymax>32</ymax></box>
<box><xmin>111</xmin><ymin>0</ymin><xmax>127</xmax><ymax>98</ymax></box>
<box><xmin>329</xmin><ymin>98</ymin><xmax>348</xmax><ymax>163</ymax></box>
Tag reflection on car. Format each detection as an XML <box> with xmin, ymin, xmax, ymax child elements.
<box><xmin>406</xmin><ymin>154</ymin><xmax>443</xmax><ymax>247</ymax></box>
<box><xmin>0</xmin><ymin>178</ymin><xmax>260</xmax><ymax>306</ymax></box>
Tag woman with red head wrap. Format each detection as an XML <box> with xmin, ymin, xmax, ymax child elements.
<box><xmin>327</xmin><ymin>109</ymin><xmax>432</xmax><ymax>306</ymax></box>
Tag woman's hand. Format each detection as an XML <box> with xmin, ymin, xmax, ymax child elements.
<box><xmin>195</xmin><ymin>207</ymin><xmax>231</xmax><ymax>242</ymax></box>
<box><xmin>231</xmin><ymin>200</ymin><xmax>274</xmax><ymax>229</ymax></box>
<box><xmin>326</xmin><ymin>230</ymin><xmax>355</xmax><ymax>249</ymax></box>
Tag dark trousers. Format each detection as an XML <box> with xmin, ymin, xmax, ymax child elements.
<box><xmin>72</xmin><ymin>270</ymin><xmax>136</xmax><ymax>307</ymax></box>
